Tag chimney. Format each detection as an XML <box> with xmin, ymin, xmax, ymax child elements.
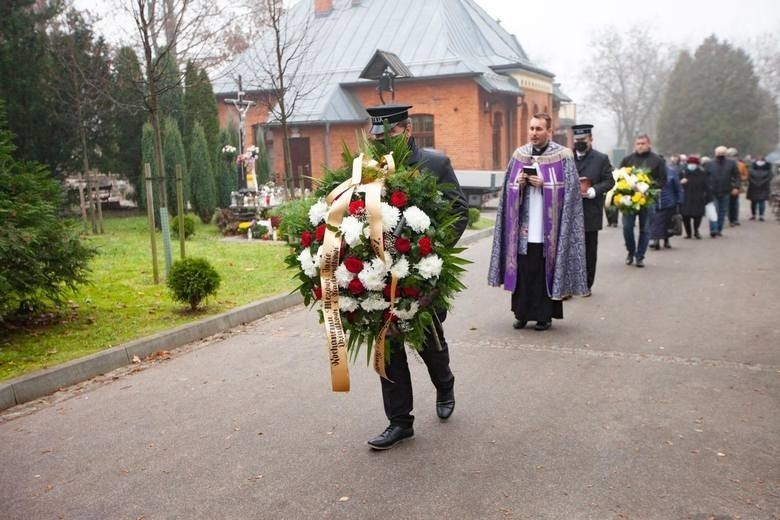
<box><xmin>315</xmin><ymin>0</ymin><xmax>333</xmax><ymax>16</ymax></box>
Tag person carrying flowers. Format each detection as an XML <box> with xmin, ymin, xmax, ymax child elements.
<box><xmin>286</xmin><ymin>103</ymin><xmax>468</xmax><ymax>451</ymax></box>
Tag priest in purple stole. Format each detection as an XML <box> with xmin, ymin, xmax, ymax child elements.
<box><xmin>488</xmin><ymin>113</ymin><xmax>588</xmax><ymax>330</ymax></box>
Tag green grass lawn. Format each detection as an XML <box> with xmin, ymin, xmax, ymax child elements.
<box><xmin>469</xmin><ymin>216</ymin><xmax>495</xmax><ymax>230</ymax></box>
<box><xmin>0</xmin><ymin>214</ymin><xmax>297</xmax><ymax>381</ymax></box>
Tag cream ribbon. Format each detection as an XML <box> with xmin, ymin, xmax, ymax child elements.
<box><xmin>320</xmin><ymin>153</ymin><xmax>396</xmax><ymax>391</ymax></box>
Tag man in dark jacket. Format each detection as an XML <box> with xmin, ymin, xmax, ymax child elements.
<box><xmin>364</xmin><ymin>103</ymin><xmax>469</xmax><ymax>451</ymax></box>
<box><xmin>704</xmin><ymin>145</ymin><xmax>740</xmax><ymax>237</ymax></box>
<box><xmin>572</xmin><ymin>124</ymin><xmax>614</xmax><ymax>292</ymax></box>
<box><xmin>619</xmin><ymin>134</ymin><xmax>666</xmax><ymax>268</ymax></box>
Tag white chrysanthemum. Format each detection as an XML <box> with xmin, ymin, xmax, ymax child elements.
<box><xmin>340</xmin><ymin>216</ymin><xmax>364</xmax><ymax>247</ymax></box>
<box><xmin>403</xmin><ymin>206</ymin><xmax>431</xmax><ymax>233</ymax></box>
<box><xmin>380</xmin><ymin>202</ymin><xmax>400</xmax><ymax>231</ymax></box>
<box><xmin>392</xmin><ymin>301</ymin><xmax>419</xmax><ymax>321</ymax></box>
<box><xmin>335</xmin><ymin>264</ymin><xmax>354</xmax><ymax>288</ymax></box>
<box><xmin>360</xmin><ymin>295</ymin><xmax>390</xmax><ymax>311</ymax></box>
<box><xmin>415</xmin><ymin>254</ymin><xmax>443</xmax><ymax>279</ymax></box>
<box><xmin>390</xmin><ymin>256</ymin><xmax>410</xmax><ymax>279</ymax></box>
<box><xmin>358</xmin><ymin>266</ymin><xmax>387</xmax><ymax>291</ymax></box>
<box><xmin>370</xmin><ymin>257</ymin><xmax>388</xmax><ymax>275</ymax></box>
<box><xmin>339</xmin><ymin>296</ymin><xmax>359</xmax><ymax>313</ymax></box>
<box><xmin>308</xmin><ymin>199</ymin><xmax>329</xmax><ymax>226</ymax></box>
<box><xmin>636</xmin><ymin>181</ymin><xmax>649</xmax><ymax>194</ymax></box>
<box><xmin>620</xmin><ymin>195</ymin><xmax>633</xmax><ymax>207</ymax></box>
<box><xmin>312</xmin><ymin>246</ymin><xmax>324</xmax><ymax>269</ymax></box>
<box><xmin>297</xmin><ymin>248</ymin><xmax>318</xmax><ymax>278</ymax></box>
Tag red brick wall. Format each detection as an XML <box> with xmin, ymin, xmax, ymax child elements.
<box><xmin>216</xmin><ymin>78</ymin><xmax>562</xmax><ymax>181</ymax></box>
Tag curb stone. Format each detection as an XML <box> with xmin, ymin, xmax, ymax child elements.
<box><xmin>0</xmin><ymin>227</ymin><xmax>494</xmax><ymax>411</ymax></box>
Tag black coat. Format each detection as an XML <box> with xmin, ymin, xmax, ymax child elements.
<box><xmin>620</xmin><ymin>150</ymin><xmax>667</xmax><ymax>189</ymax></box>
<box><xmin>747</xmin><ymin>163</ymin><xmax>773</xmax><ymax>201</ymax></box>
<box><xmin>408</xmin><ymin>143</ymin><xmax>469</xmax><ymax>243</ymax></box>
<box><xmin>679</xmin><ymin>166</ymin><xmax>710</xmax><ymax>217</ymax></box>
<box><xmin>575</xmin><ymin>148</ymin><xmax>614</xmax><ymax>231</ymax></box>
<box><xmin>704</xmin><ymin>157</ymin><xmax>740</xmax><ymax>197</ymax></box>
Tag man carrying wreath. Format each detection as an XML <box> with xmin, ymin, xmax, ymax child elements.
<box><xmin>364</xmin><ymin>103</ymin><xmax>469</xmax><ymax>450</ymax></box>
<box><xmin>488</xmin><ymin>113</ymin><xmax>588</xmax><ymax>330</ymax></box>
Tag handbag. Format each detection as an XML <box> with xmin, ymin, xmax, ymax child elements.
<box><xmin>704</xmin><ymin>201</ymin><xmax>718</xmax><ymax>222</ymax></box>
<box><xmin>670</xmin><ymin>213</ymin><xmax>683</xmax><ymax>236</ymax></box>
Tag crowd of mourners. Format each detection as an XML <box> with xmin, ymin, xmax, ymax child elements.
<box><xmin>644</xmin><ymin>146</ymin><xmax>775</xmax><ymax>250</ymax></box>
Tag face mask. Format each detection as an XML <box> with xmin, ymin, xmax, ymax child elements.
<box><xmin>574</xmin><ymin>141</ymin><xmax>588</xmax><ymax>153</ymax></box>
<box><xmin>687</xmin><ymin>164</ymin><xmax>697</xmax><ymax>171</ymax></box>
<box><xmin>756</xmin><ymin>160</ymin><xmax>766</xmax><ymax>166</ymax></box>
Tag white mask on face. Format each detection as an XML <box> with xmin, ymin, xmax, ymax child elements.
<box><xmin>756</xmin><ymin>160</ymin><xmax>766</xmax><ymax>166</ymax></box>
<box><xmin>687</xmin><ymin>164</ymin><xmax>697</xmax><ymax>171</ymax></box>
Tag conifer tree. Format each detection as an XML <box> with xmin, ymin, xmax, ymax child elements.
<box><xmin>163</xmin><ymin>117</ymin><xmax>188</xmax><ymax>216</ymax></box>
<box><xmin>216</xmin><ymin>128</ymin><xmax>238</xmax><ymax>208</ymax></box>
<box><xmin>190</xmin><ymin>122</ymin><xmax>217</xmax><ymax>223</ymax></box>
<box><xmin>111</xmin><ymin>46</ymin><xmax>145</xmax><ymax>198</ymax></box>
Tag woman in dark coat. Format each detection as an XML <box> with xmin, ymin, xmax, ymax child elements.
<box><xmin>747</xmin><ymin>157</ymin><xmax>773</xmax><ymax>221</ymax></box>
<box><xmin>679</xmin><ymin>155</ymin><xmax>710</xmax><ymax>239</ymax></box>
<box><xmin>651</xmin><ymin>161</ymin><xmax>683</xmax><ymax>249</ymax></box>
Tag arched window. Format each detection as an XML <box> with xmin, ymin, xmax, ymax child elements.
<box><xmin>411</xmin><ymin>114</ymin><xmax>435</xmax><ymax>148</ymax></box>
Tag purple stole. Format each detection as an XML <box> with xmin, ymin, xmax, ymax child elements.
<box><xmin>502</xmin><ymin>154</ymin><xmax>567</xmax><ymax>295</ymax></box>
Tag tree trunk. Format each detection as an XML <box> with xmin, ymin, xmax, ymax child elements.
<box><xmin>81</xmin><ymin>126</ymin><xmax>97</xmax><ymax>234</ymax></box>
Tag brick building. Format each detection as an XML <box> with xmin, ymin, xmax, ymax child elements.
<box><xmin>215</xmin><ymin>0</ymin><xmax>575</xmax><ymax>189</ymax></box>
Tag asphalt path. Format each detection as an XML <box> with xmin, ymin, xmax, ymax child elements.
<box><xmin>1</xmin><ymin>202</ymin><xmax>778</xmax><ymax>519</ymax></box>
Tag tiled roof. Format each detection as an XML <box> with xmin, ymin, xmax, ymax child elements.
<box><xmin>215</xmin><ymin>0</ymin><xmax>552</xmax><ymax>124</ymax></box>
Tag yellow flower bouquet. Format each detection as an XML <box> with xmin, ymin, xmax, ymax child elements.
<box><xmin>604</xmin><ymin>166</ymin><xmax>658</xmax><ymax>215</ymax></box>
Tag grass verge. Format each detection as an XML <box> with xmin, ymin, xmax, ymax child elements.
<box><xmin>0</xmin><ymin>214</ymin><xmax>297</xmax><ymax>381</ymax></box>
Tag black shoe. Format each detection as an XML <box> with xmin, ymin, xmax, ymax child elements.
<box><xmin>759</xmin><ymin>217</ymin><xmax>765</xmax><ymax>222</ymax></box>
<box><xmin>625</xmin><ymin>254</ymin><xmax>634</xmax><ymax>265</ymax></box>
<box><xmin>710</xmin><ymin>232</ymin><xmax>717</xmax><ymax>238</ymax></box>
<box><xmin>663</xmin><ymin>241</ymin><xmax>671</xmax><ymax>249</ymax></box>
<box><xmin>367</xmin><ymin>425</ymin><xmax>414</xmax><ymax>450</ymax></box>
<box><xmin>684</xmin><ymin>235</ymin><xmax>691</xmax><ymax>239</ymax></box>
<box><xmin>749</xmin><ymin>216</ymin><xmax>756</xmax><ymax>220</ymax></box>
<box><xmin>436</xmin><ymin>388</ymin><xmax>455</xmax><ymax>420</ymax></box>
<box><xmin>651</xmin><ymin>241</ymin><xmax>660</xmax><ymax>250</ymax></box>
<box><xmin>635</xmin><ymin>258</ymin><xmax>645</xmax><ymax>268</ymax></box>
<box><xmin>694</xmin><ymin>233</ymin><xmax>702</xmax><ymax>239</ymax></box>
<box><xmin>534</xmin><ymin>321</ymin><xmax>551</xmax><ymax>331</ymax></box>
<box><xmin>512</xmin><ymin>319</ymin><xmax>527</xmax><ymax>330</ymax></box>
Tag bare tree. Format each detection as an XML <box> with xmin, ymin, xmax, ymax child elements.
<box><xmin>582</xmin><ymin>25</ymin><xmax>677</xmax><ymax>150</ymax></box>
<box><xmin>128</xmin><ymin>0</ymin><xmax>232</xmax><ymax>211</ymax></box>
<box><xmin>243</xmin><ymin>0</ymin><xmax>315</xmax><ymax>197</ymax></box>
<box><xmin>746</xmin><ymin>29</ymin><xmax>780</xmax><ymax>144</ymax></box>
<box><xmin>47</xmin><ymin>8</ymin><xmax>114</xmax><ymax>235</ymax></box>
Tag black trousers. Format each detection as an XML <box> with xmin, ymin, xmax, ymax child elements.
<box><xmin>682</xmin><ymin>215</ymin><xmax>702</xmax><ymax>237</ymax></box>
<box><xmin>380</xmin><ymin>309</ymin><xmax>454</xmax><ymax>428</ymax></box>
<box><xmin>585</xmin><ymin>230</ymin><xmax>598</xmax><ymax>290</ymax></box>
<box><xmin>511</xmin><ymin>243</ymin><xmax>563</xmax><ymax>323</ymax></box>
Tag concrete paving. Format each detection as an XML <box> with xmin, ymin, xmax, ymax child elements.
<box><xmin>1</xmin><ymin>203</ymin><xmax>778</xmax><ymax>519</ymax></box>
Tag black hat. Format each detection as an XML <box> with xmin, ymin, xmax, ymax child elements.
<box><xmin>572</xmin><ymin>124</ymin><xmax>594</xmax><ymax>139</ymax></box>
<box><xmin>366</xmin><ymin>103</ymin><xmax>412</xmax><ymax>135</ymax></box>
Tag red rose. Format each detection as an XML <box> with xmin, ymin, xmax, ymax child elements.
<box><xmin>402</xmin><ymin>286</ymin><xmax>420</xmax><ymax>298</ymax></box>
<box><xmin>390</xmin><ymin>191</ymin><xmax>408</xmax><ymax>208</ymax></box>
<box><xmin>344</xmin><ymin>256</ymin><xmax>364</xmax><ymax>274</ymax></box>
<box><xmin>395</xmin><ymin>237</ymin><xmax>411</xmax><ymax>254</ymax></box>
<box><xmin>348</xmin><ymin>278</ymin><xmax>365</xmax><ymax>296</ymax></box>
<box><xmin>300</xmin><ymin>230</ymin><xmax>312</xmax><ymax>247</ymax></box>
<box><xmin>383</xmin><ymin>284</ymin><xmax>402</xmax><ymax>300</ymax></box>
<box><xmin>383</xmin><ymin>309</ymin><xmax>399</xmax><ymax>323</ymax></box>
<box><xmin>346</xmin><ymin>311</ymin><xmax>359</xmax><ymax>323</ymax></box>
<box><xmin>348</xmin><ymin>199</ymin><xmax>365</xmax><ymax>215</ymax></box>
<box><xmin>315</xmin><ymin>224</ymin><xmax>326</xmax><ymax>242</ymax></box>
<box><xmin>312</xmin><ymin>286</ymin><xmax>322</xmax><ymax>300</ymax></box>
<box><xmin>418</xmin><ymin>236</ymin><xmax>433</xmax><ymax>256</ymax></box>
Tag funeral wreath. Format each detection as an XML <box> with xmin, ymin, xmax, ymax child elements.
<box><xmin>284</xmin><ymin>134</ymin><xmax>468</xmax><ymax>389</ymax></box>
